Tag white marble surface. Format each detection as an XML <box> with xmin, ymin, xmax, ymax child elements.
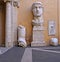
<box><xmin>5</xmin><ymin>0</ymin><xmax>19</xmax><ymax>47</ymax></box>
<box><xmin>31</xmin><ymin>2</ymin><xmax>45</xmax><ymax>46</ymax></box>
<box><xmin>5</xmin><ymin>1</ymin><xmax>12</xmax><ymax>47</ymax></box>
<box><xmin>18</xmin><ymin>25</ymin><xmax>27</xmax><ymax>47</ymax></box>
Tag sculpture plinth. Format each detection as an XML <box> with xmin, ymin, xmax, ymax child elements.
<box><xmin>31</xmin><ymin>2</ymin><xmax>46</xmax><ymax>46</ymax></box>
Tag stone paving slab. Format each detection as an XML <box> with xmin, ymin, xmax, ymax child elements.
<box><xmin>31</xmin><ymin>46</ymin><xmax>60</xmax><ymax>49</ymax></box>
<box><xmin>0</xmin><ymin>47</ymin><xmax>25</xmax><ymax>62</ymax></box>
<box><xmin>45</xmin><ymin>49</ymin><xmax>60</xmax><ymax>51</ymax></box>
<box><xmin>0</xmin><ymin>47</ymin><xmax>10</xmax><ymax>55</ymax></box>
<box><xmin>21</xmin><ymin>48</ymin><xmax>32</xmax><ymax>62</ymax></box>
<box><xmin>32</xmin><ymin>50</ymin><xmax>60</xmax><ymax>62</ymax></box>
<box><xmin>0</xmin><ymin>46</ymin><xmax>60</xmax><ymax>62</ymax></box>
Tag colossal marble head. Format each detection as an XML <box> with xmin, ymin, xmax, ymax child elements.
<box><xmin>32</xmin><ymin>2</ymin><xmax>43</xmax><ymax>17</ymax></box>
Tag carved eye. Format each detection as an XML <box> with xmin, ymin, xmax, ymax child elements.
<box><xmin>33</xmin><ymin>6</ymin><xmax>37</xmax><ymax>9</ymax></box>
<box><xmin>35</xmin><ymin>7</ymin><xmax>37</xmax><ymax>9</ymax></box>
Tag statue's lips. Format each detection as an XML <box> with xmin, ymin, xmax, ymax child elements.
<box><xmin>36</xmin><ymin>11</ymin><xmax>42</xmax><ymax>15</ymax></box>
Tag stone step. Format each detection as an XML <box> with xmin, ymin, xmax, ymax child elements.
<box><xmin>31</xmin><ymin>41</ymin><xmax>46</xmax><ymax>46</ymax></box>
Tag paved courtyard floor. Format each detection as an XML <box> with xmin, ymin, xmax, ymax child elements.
<box><xmin>0</xmin><ymin>47</ymin><xmax>10</xmax><ymax>55</ymax></box>
<box><xmin>0</xmin><ymin>46</ymin><xmax>60</xmax><ymax>62</ymax></box>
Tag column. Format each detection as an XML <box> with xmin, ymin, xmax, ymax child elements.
<box><xmin>11</xmin><ymin>0</ymin><xmax>20</xmax><ymax>46</ymax></box>
<box><xmin>5</xmin><ymin>1</ymin><xmax>12</xmax><ymax>47</ymax></box>
<box><xmin>4</xmin><ymin>0</ymin><xmax>19</xmax><ymax>47</ymax></box>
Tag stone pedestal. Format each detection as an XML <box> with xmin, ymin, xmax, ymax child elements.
<box><xmin>31</xmin><ymin>30</ymin><xmax>46</xmax><ymax>46</ymax></box>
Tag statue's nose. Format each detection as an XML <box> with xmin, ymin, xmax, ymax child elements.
<box><xmin>36</xmin><ymin>9</ymin><xmax>39</xmax><ymax>13</ymax></box>
<box><xmin>37</xmin><ymin>7</ymin><xmax>40</xmax><ymax>10</ymax></box>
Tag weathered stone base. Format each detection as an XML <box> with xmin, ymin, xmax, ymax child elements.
<box><xmin>6</xmin><ymin>42</ymin><xmax>14</xmax><ymax>47</ymax></box>
<box><xmin>31</xmin><ymin>41</ymin><xmax>46</xmax><ymax>46</ymax></box>
<box><xmin>31</xmin><ymin>30</ymin><xmax>46</xmax><ymax>46</ymax></box>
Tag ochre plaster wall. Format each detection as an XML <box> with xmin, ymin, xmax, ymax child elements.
<box><xmin>59</xmin><ymin>0</ymin><xmax>60</xmax><ymax>44</ymax></box>
<box><xmin>0</xmin><ymin>3</ymin><xmax>5</xmax><ymax>46</ymax></box>
<box><xmin>18</xmin><ymin>0</ymin><xmax>58</xmax><ymax>45</ymax></box>
<box><xmin>0</xmin><ymin>0</ymin><xmax>59</xmax><ymax>46</ymax></box>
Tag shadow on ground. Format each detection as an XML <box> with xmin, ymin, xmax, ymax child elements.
<box><xmin>0</xmin><ymin>47</ymin><xmax>25</xmax><ymax>62</ymax></box>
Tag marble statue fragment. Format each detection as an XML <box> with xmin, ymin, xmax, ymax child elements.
<box><xmin>18</xmin><ymin>25</ymin><xmax>27</xmax><ymax>47</ymax></box>
<box><xmin>31</xmin><ymin>2</ymin><xmax>46</xmax><ymax>46</ymax></box>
